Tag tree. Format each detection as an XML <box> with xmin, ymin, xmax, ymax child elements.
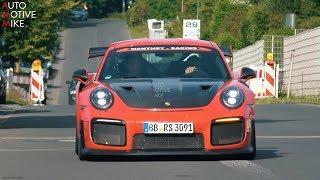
<box><xmin>0</xmin><ymin>0</ymin><xmax>77</xmax><ymax>63</ymax></box>
<box><xmin>87</xmin><ymin>0</ymin><xmax>124</xmax><ymax>18</ymax></box>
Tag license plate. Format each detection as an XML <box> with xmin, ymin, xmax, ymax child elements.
<box><xmin>144</xmin><ymin>122</ymin><xmax>194</xmax><ymax>134</ymax></box>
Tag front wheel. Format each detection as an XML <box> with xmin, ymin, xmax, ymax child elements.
<box><xmin>75</xmin><ymin>134</ymin><xmax>78</xmax><ymax>155</ymax></box>
<box><xmin>77</xmin><ymin>125</ymin><xmax>90</xmax><ymax>161</ymax></box>
<box><xmin>0</xmin><ymin>91</ymin><xmax>6</xmax><ymax>104</ymax></box>
<box><xmin>244</xmin><ymin>120</ymin><xmax>256</xmax><ymax>160</ymax></box>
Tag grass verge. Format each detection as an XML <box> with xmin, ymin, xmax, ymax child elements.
<box><xmin>128</xmin><ymin>23</ymin><xmax>149</xmax><ymax>39</ymax></box>
<box><xmin>6</xmin><ymin>89</ymin><xmax>29</xmax><ymax>106</ymax></box>
<box><xmin>256</xmin><ymin>95</ymin><xmax>320</xmax><ymax>105</ymax></box>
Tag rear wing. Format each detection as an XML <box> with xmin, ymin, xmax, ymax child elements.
<box><xmin>88</xmin><ymin>47</ymin><xmax>108</xmax><ymax>59</ymax></box>
<box><xmin>218</xmin><ymin>45</ymin><xmax>233</xmax><ymax>57</ymax></box>
<box><xmin>218</xmin><ymin>45</ymin><xmax>233</xmax><ymax>69</ymax></box>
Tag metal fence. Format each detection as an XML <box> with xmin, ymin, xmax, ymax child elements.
<box><xmin>233</xmin><ymin>35</ymin><xmax>286</xmax><ymax>71</ymax></box>
<box><xmin>5</xmin><ymin>69</ymin><xmax>30</xmax><ymax>100</ymax></box>
<box><xmin>294</xmin><ymin>29</ymin><xmax>308</xmax><ymax>35</ymax></box>
<box><xmin>263</xmin><ymin>35</ymin><xmax>285</xmax><ymax>67</ymax></box>
<box><xmin>282</xmin><ymin>27</ymin><xmax>320</xmax><ymax>96</ymax></box>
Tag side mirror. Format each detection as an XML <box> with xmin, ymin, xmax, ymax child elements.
<box><xmin>72</xmin><ymin>69</ymin><xmax>88</xmax><ymax>84</ymax></box>
<box><xmin>240</xmin><ymin>67</ymin><xmax>256</xmax><ymax>81</ymax></box>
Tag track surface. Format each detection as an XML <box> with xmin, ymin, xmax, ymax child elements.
<box><xmin>1</xmin><ymin>19</ymin><xmax>319</xmax><ymax>180</ymax></box>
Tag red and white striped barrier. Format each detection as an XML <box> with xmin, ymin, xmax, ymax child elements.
<box><xmin>30</xmin><ymin>69</ymin><xmax>45</xmax><ymax>103</ymax></box>
<box><xmin>247</xmin><ymin>62</ymin><xmax>279</xmax><ymax>98</ymax></box>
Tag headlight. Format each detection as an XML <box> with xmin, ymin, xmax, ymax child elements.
<box><xmin>221</xmin><ymin>87</ymin><xmax>244</xmax><ymax>109</ymax></box>
<box><xmin>90</xmin><ymin>88</ymin><xmax>113</xmax><ymax>110</ymax></box>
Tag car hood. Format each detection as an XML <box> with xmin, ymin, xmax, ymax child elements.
<box><xmin>107</xmin><ymin>79</ymin><xmax>224</xmax><ymax>108</ymax></box>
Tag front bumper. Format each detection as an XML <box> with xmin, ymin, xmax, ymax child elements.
<box><xmin>81</xmin><ymin>117</ymin><xmax>253</xmax><ymax>153</ymax></box>
<box><xmin>78</xmin><ymin>100</ymin><xmax>255</xmax><ymax>153</ymax></box>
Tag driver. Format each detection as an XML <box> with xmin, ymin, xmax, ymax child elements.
<box><xmin>182</xmin><ymin>55</ymin><xmax>210</xmax><ymax>78</ymax></box>
<box><xmin>184</xmin><ymin>55</ymin><xmax>202</xmax><ymax>74</ymax></box>
<box><xmin>120</xmin><ymin>54</ymin><xmax>146</xmax><ymax>77</ymax></box>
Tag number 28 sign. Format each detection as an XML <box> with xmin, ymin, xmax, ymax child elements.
<box><xmin>183</xmin><ymin>19</ymin><xmax>201</xmax><ymax>40</ymax></box>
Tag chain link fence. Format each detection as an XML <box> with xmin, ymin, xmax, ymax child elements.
<box><xmin>263</xmin><ymin>35</ymin><xmax>286</xmax><ymax>67</ymax></box>
<box><xmin>294</xmin><ymin>29</ymin><xmax>308</xmax><ymax>35</ymax></box>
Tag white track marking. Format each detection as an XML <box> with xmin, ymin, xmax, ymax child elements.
<box><xmin>257</xmin><ymin>136</ymin><xmax>320</xmax><ymax>139</ymax></box>
<box><xmin>220</xmin><ymin>160</ymin><xmax>278</xmax><ymax>179</ymax></box>
<box><xmin>58</xmin><ymin>139</ymin><xmax>76</xmax><ymax>142</ymax></box>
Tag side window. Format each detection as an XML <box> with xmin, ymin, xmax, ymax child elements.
<box><xmin>100</xmin><ymin>51</ymin><xmax>119</xmax><ymax>79</ymax></box>
<box><xmin>202</xmin><ymin>49</ymin><xmax>230</xmax><ymax>79</ymax></box>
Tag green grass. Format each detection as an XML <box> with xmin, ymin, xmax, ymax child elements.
<box><xmin>6</xmin><ymin>89</ymin><xmax>30</xmax><ymax>106</ymax></box>
<box><xmin>256</xmin><ymin>95</ymin><xmax>320</xmax><ymax>105</ymax></box>
<box><xmin>129</xmin><ymin>23</ymin><xmax>149</xmax><ymax>39</ymax></box>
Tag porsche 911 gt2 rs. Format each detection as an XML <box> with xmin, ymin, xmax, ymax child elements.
<box><xmin>72</xmin><ymin>38</ymin><xmax>257</xmax><ymax>160</ymax></box>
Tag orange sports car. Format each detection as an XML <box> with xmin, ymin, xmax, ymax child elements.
<box><xmin>73</xmin><ymin>38</ymin><xmax>257</xmax><ymax>160</ymax></box>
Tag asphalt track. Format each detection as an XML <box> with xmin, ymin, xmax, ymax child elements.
<box><xmin>1</xmin><ymin>19</ymin><xmax>320</xmax><ymax>180</ymax></box>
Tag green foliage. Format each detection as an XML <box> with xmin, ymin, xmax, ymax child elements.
<box><xmin>127</xmin><ymin>0</ymin><xmax>320</xmax><ymax>50</ymax></box>
<box><xmin>87</xmin><ymin>0</ymin><xmax>122</xmax><ymax>18</ymax></box>
<box><xmin>126</xmin><ymin>0</ymin><xmax>149</xmax><ymax>26</ymax></box>
<box><xmin>127</xmin><ymin>0</ymin><xmax>180</xmax><ymax>26</ymax></box>
<box><xmin>145</xmin><ymin>0</ymin><xmax>180</xmax><ymax>20</ymax></box>
<box><xmin>299</xmin><ymin>16</ymin><xmax>320</xmax><ymax>29</ymax></box>
<box><xmin>167</xmin><ymin>20</ymin><xmax>183</xmax><ymax>38</ymax></box>
<box><xmin>129</xmin><ymin>23</ymin><xmax>149</xmax><ymax>39</ymax></box>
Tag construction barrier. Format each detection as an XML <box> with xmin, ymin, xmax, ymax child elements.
<box><xmin>30</xmin><ymin>69</ymin><xmax>45</xmax><ymax>103</ymax></box>
<box><xmin>247</xmin><ymin>62</ymin><xmax>279</xmax><ymax>98</ymax></box>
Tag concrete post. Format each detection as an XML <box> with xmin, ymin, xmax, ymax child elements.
<box><xmin>6</xmin><ymin>68</ymin><xmax>13</xmax><ymax>94</ymax></box>
<box><xmin>287</xmin><ymin>50</ymin><xmax>295</xmax><ymax>98</ymax></box>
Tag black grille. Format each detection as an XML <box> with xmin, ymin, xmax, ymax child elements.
<box><xmin>91</xmin><ymin>122</ymin><xmax>126</xmax><ymax>146</ymax></box>
<box><xmin>211</xmin><ymin>121</ymin><xmax>244</xmax><ymax>145</ymax></box>
<box><xmin>133</xmin><ymin>134</ymin><xmax>204</xmax><ymax>150</ymax></box>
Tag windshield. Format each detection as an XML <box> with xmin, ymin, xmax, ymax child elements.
<box><xmin>99</xmin><ymin>48</ymin><xmax>230</xmax><ymax>80</ymax></box>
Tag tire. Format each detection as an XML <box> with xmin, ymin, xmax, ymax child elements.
<box><xmin>244</xmin><ymin>120</ymin><xmax>256</xmax><ymax>160</ymax></box>
<box><xmin>0</xmin><ymin>91</ymin><xmax>6</xmax><ymax>104</ymax></box>
<box><xmin>68</xmin><ymin>97</ymin><xmax>75</xmax><ymax>105</ymax></box>
<box><xmin>75</xmin><ymin>131</ymin><xmax>79</xmax><ymax>155</ymax></box>
<box><xmin>42</xmin><ymin>98</ymin><xmax>47</xmax><ymax>105</ymax></box>
<box><xmin>77</xmin><ymin>124</ymin><xmax>90</xmax><ymax>161</ymax></box>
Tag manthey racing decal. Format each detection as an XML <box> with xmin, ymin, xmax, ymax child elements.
<box><xmin>129</xmin><ymin>46</ymin><xmax>198</xmax><ymax>51</ymax></box>
<box><xmin>116</xmin><ymin>46</ymin><xmax>213</xmax><ymax>52</ymax></box>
